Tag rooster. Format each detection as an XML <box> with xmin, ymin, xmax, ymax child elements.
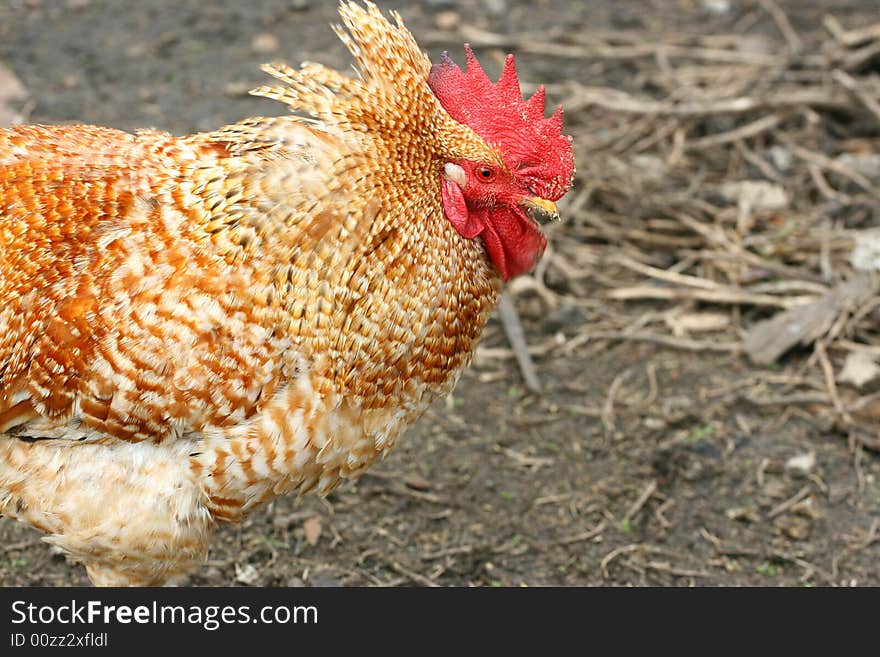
<box><xmin>0</xmin><ymin>2</ymin><xmax>574</xmax><ymax>585</ymax></box>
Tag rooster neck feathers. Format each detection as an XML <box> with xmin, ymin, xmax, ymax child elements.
<box><xmin>188</xmin><ymin>2</ymin><xmax>504</xmax><ymax>405</ymax></box>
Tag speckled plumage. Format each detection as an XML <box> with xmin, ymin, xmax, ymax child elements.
<box><xmin>0</xmin><ymin>2</ymin><xmax>572</xmax><ymax>585</ymax></box>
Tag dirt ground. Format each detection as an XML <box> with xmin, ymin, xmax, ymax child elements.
<box><xmin>1</xmin><ymin>0</ymin><xmax>879</xmax><ymax>587</ymax></box>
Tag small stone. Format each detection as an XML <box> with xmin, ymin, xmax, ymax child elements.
<box><xmin>838</xmin><ymin>351</ymin><xmax>880</xmax><ymax>388</ymax></box>
<box><xmin>125</xmin><ymin>43</ymin><xmax>148</xmax><ymax>58</ymax></box>
<box><xmin>234</xmin><ymin>563</ymin><xmax>260</xmax><ymax>585</ymax></box>
<box><xmin>223</xmin><ymin>81</ymin><xmax>254</xmax><ymax>97</ymax></box>
<box><xmin>155</xmin><ymin>31</ymin><xmax>180</xmax><ymax>51</ymax></box>
<box><xmin>719</xmin><ymin>180</ymin><xmax>789</xmax><ymax>212</ymax></box>
<box><xmin>701</xmin><ymin>0</ymin><xmax>731</xmax><ymax>14</ymax></box>
<box><xmin>836</xmin><ymin>153</ymin><xmax>880</xmax><ymax>181</ymax></box>
<box><xmin>482</xmin><ymin>0</ymin><xmax>506</xmax><ymax>15</ymax></box>
<box><xmin>202</xmin><ymin>567</ymin><xmax>224</xmax><ymax>581</ymax></box>
<box><xmin>434</xmin><ymin>11</ymin><xmax>460</xmax><ymax>29</ymax></box>
<box><xmin>0</xmin><ymin>66</ymin><xmax>26</xmax><ymax>127</ymax></box>
<box><xmin>852</xmin><ymin>230</ymin><xmax>880</xmax><ymax>273</ymax></box>
<box><xmin>784</xmin><ymin>451</ymin><xmax>816</xmax><ymax>477</ymax></box>
<box><xmin>766</xmin><ymin>146</ymin><xmax>792</xmax><ymax>172</ymax></box>
<box><xmin>0</xmin><ymin>66</ymin><xmax>28</xmax><ymax>104</ymax></box>
<box><xmin>307</xmin><ymin>570</ymin><xmax>341</xmax><ymax>587</ymax></box>
<box><xmin>792</xmin><ymin>497</ymin><xmax>822</xmax><ymax>520</ymax></box>
<box><xmin>404</xmin><ymin>473</ymin><xmax>432</xmax><ymax>491</ymax></box>
<box><xmin>774</xmin><ymin>515</ymin><xmax>811</xmax><ymax>541</ymax></box>
<box><xmin>138</xmin><ymin>86</ymin><xmax>156</xmax><ymax>102</ymax></box>
<box><xmin>725</xmin><ymin>506</ymin><xmax>760</xmax><ymax>523</ymax></box>
<box><xmin>303</xmin><ymin>516</ymin><xmax>322</xmax><ymax>545</ymax></box>
<box><xmin>251</xmin><ymin>32</ymin><xmax>280</xmax><ymax>54</ymax></box>
<box><xmin>762</xmin><ymin>479</ymin><xmax>788</xmax><ymax>499</ymax></box>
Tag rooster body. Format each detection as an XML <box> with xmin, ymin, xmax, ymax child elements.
<box><xmin>0</xmin><ymin>3</ymin><xmax>573</xmax><ymax>585</ymax></box>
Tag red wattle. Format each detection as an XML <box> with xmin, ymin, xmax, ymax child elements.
<box><xmin>441</xmin><ymin>178</ymin><xmax>483</xmax><ymax>238</ymax></box>
<box><xmin>481</xmin><ymin>207</ymin><xmax>546</xmax><ymax>281</ymax></box>
<box><xmin>441</xmin><ymin>180</ymin><xmax>546</xmax><ymax>281</ymax></box>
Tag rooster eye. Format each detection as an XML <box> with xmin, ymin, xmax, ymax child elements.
<box><xmin>476</xmin><ymin>166</ymin><xmax>495</xmax><ymax>183</ymax></box>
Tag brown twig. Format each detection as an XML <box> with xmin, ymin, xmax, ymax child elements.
<box><xmin>823</xmin><ymin>15</ymin><xmax>880</xmax><ymax>47</ymax></box>
<box><xmin>767</xmin><ymin>485</ymin><xmax>812</xmax><ymax>519</ymax></box>
<box><xmin>622</xmin><ymin>480</ymin><xmax>659</xmax><ymax>524</ymax></box>
<box><xmin>759</xmin><ymin>0</ymin><xmax>803</xmax><ymax>54</ymax></box>
<box><xmin>686</xmin><ymin>113</ymin><xmax>784</xmax><ymax>149</ymax></box>
<box><xmin>582</xmin><ymin>331</ymin><xmax>742</xmax><ymax>353</ymax></box>
<box><xmin>601</xmin><ymin>371</ymin><xmax>627</xmax><ymax>434</ymax></box>
<box><xmin>566</xmin><ymin>83</ymin><xmax>851</xmax><ymax>116</ymax></box>
<box><xmin>831</xmin><ymin>69</ymin><xmax>880</xmax><ymax>126</ymax></box>
<box><xmin>559</xmin><ymin>521</ymin><xmax>607</xmax><ymax>545</ymax></box>
<box><xmin>498</xmin><ymin>293</ymin><xmax>542</xmax><ymax>394</ymax></box>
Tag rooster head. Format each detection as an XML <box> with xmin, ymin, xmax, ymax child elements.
<box><xmin>251</xmin><ymin>2</ymin><xmax>574</xmax><ymax>282</ymax></box>
<box><xmin>429</xmin><ymin>46</ymin><xmax>575</xmax><ymax>281</ymax></box>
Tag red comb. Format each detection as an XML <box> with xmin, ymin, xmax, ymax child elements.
<box><xmin>429</xmin><ymin>46</ymin><xmax>574</xmax><ymax>201</ymax></box>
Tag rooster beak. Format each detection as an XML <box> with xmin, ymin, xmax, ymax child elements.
<box><xmin>519</xmin><ymin>196</ymin><xmax>560</xmax><ymax>226</ymax></box>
